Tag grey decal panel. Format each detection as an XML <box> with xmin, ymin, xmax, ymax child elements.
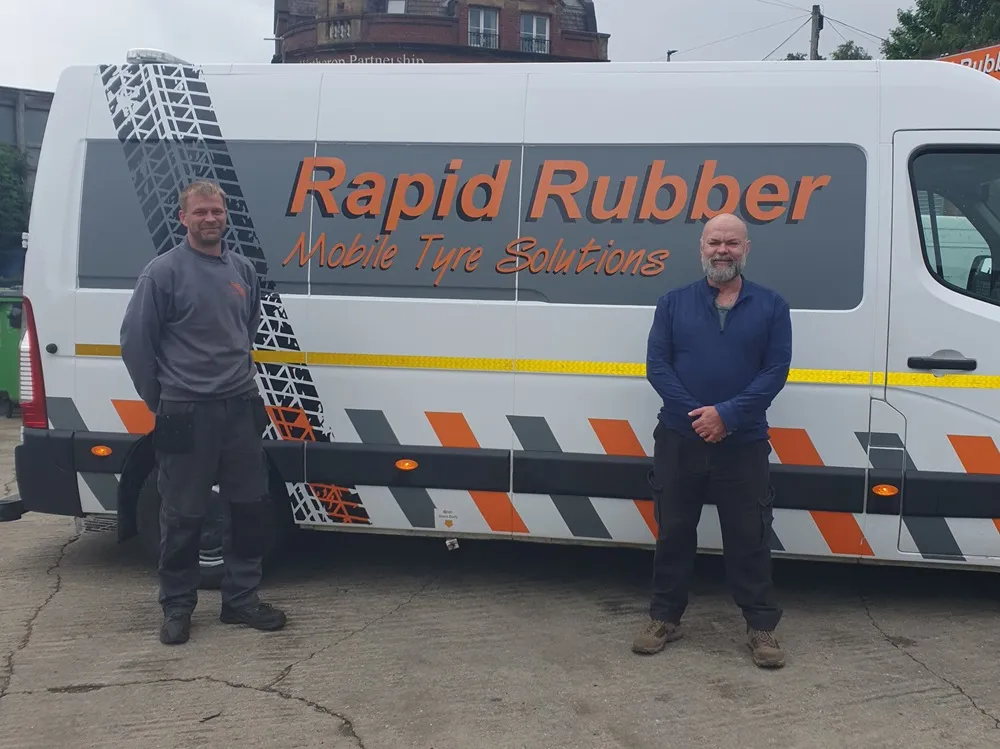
<box><xmin>78</xmin><ymin>133</ymin><xmax>866</xmax><ymax>309</ymax></box>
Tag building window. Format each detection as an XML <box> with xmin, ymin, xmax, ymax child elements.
<box><xmin>911</xmin><ymin>149</ymin><xmax>1000</xmax><ymax>305</ymax></box>
<box><xmin>329</xmin><ymin>20</ymin><xmax>351</xmax><ymax>39</ymax></box>
<box><xmin>386</xmin><ymin>0</ymin><xmax>406</xmax><ymax>12</ymax></box>
<box><xmin>468</xmin><ymin>6</ymin><xmax>499</xmax><ymax>49</ymax></box>
<box><xmin>521</xmin><ymin>14</ymin><xmax>550</xmax><ymax>54</ymax></box>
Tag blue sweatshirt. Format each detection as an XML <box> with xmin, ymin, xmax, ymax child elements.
<box><xmin>645</xmin><ymin>276</ymin><xmax>792</xmax><ymax>444</ymax></box>
<box><xmin>120</xmin><ymin>239</ymin><xmax>261</xmax><ymax>412</ymax></box>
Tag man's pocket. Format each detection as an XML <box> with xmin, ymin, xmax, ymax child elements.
<box><xmin>154</xmin><ymin>403</ymin><xmax>196</xmax><ymax>455</ymax></box>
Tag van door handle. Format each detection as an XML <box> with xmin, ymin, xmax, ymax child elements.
<box><xmin>907</xmin><ymin>355</ymin><xmax>977</xmax><ymax>372</ymax></box>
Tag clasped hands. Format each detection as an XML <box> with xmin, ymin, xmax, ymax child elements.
<box><xmin>689</xmin><ymin>405</ymin><xmax>727</xmax><ymax>443</ymax></box>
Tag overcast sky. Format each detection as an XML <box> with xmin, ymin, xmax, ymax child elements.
<box><xmin>1</xmin><ymin>0</ymin><xmax>905</xmax><ymax>92</ymax></box>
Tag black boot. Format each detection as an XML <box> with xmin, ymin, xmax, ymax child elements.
<box><xmin>160</xmin><ymin>611</ymin><xmax>192</xmax><ymax>645</ymax></box>
<box><xmin>220</xmin><ymin>600</ymin><xmax>287</xmax><ymax>631</ymax></box>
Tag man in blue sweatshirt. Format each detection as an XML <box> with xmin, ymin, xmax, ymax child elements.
<box><xmin>120</xmin><ymin>179</ymin><xmax>287</xmax><ymax>645</ymax></box>
<box><xmin>631</xmin><ymin>212</ymin><xmax>791</xmax><ymax>669</ymax></box>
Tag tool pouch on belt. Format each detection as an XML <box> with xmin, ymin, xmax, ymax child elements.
<box><xmin>228</xmin><ymin>501</ymin><xmax>270</xmax><ymax>558</ymax></box>
<box><xmin>153</xmin><ymin>410</ymin><xmax>195</xmax><ymax>455</ymax></box>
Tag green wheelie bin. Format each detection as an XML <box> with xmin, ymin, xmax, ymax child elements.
<box><xmin>0</xmin><ymin>290</ymin><xmax>22</xmax><ymax>418</ymax></box>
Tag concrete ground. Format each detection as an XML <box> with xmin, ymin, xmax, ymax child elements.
<box><xmin>1</xmin><ymin>419</ymin><xmax>999</xmax><ymax>748</ymax></box>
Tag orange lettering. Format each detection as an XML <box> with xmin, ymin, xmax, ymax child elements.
<box><xmin>589</xmin><ymin>176</ymin><xmax>638</xmax><ymax>222</ymax></box>
<box><xmin>416</xmin><ymin>233</ymin><xmax>444</xmax><ymax>270</ymax></box>
<box><xmin>458</xmin><ymin>161</ymin><xmax>511</xmax><ymax>220</ymax></box>
<box><xmin>638</xmin><ymin>160</ymin><xmax>688</xmax><ymax>222</ymax></box>
<box><xmin>790</xmin><ymin>176</ymin><xmax>831</xmax><ymax>221</ymax></box>
<box><xmin>689</xmin><ymin>160</ymin><xmax>740</xmax><ymax>220</ymax></box>
<box><xmin>576</xmin><ymin>240</ymin><xmax>602</xmax><ymax>273</ymax></box>
<box><xmin>743</xmin><ymin>175</ymin><xmax>789</xmax><ymax>222</ymax></box>
<box><xmin>640</xmin><ymin>249</ymin><xmax>671</xmax><ymax>277</ymax></box>
<box><xmin>383</xmin><ymin>174</ymin><xmax>436</xmax><ymax>234</ymax></box>
<box><xmin>496</xmin><ymin>237</ymin><xmax>535</xmax><ymax>274</ymax></box>
<box><xmin>287</xmin><ymin>157</ymin><xmax>345</xmax><ymax>217</ymax></box>
<box><xmin>528</xmin><ymin>161</ymin><xmax>589</xmax><ymax>221</ymax></box>
<box><xmin>379</xmin><ymin>244</ymin><xmax>397</xmax><ymax>270</ymax></box>
<box><xmin>344</xmin><ymin>173</ymin><xmax>386</xmax><ymax>219</ymax></box>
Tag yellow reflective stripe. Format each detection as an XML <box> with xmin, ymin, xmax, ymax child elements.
<box><xmin>75</xmin><ymin>344</ymin><xmax>121</xmax><ymax>357</ymax></box>
<box><xmin>73</xmin><ymin>344</ymin><xmax>1000</xmax><ymax>389</ymax></box>
<box><xmin>308</xmin><ymin>352</ymin><xmax>513</xmax><ymax>371</ymax></box>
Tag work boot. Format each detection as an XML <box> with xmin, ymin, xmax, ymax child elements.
<box><xmin>631</xmin><ymin>618</ymin><xmax>683</xmax><ymax>654</ymax></box>
<box><xmin>747</xmin><ymin>627</ymin><xmax>785</xmax><ymax>668</ymax></box>
<box><xmin>220</xmin><ymin>600</ymin><xmax>287</xmax><ymax>632</ymax></box>
<box><xmin>159</xmin><ymin>611</ymin><xmax>192</xmax><ymax>645</ymax></box>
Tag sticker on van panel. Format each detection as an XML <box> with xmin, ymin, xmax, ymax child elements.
<box><xmin>78</xmin><ymin>90</ymin><xmax>868</xmax><ymax>311</ymax></box>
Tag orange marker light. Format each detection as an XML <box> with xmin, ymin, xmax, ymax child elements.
<box><xmin>872</xmin><ymin>484</ymin><xmax>899</xmax><ymax>497</ymax></box>
<box><xmin>395</xmin><ymin>459</ymin><xmax>418</xmax><ymax>471</ymax></box>
<box><xmin>91</xmin><ymin>445</ymin><xmax>112</xmax><ymax>457</ymax></box>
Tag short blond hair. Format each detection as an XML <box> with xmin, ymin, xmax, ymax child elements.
<box><xmin>179</xmin><ymin>180</ymin><xmax>227</xmax><ymax>211</ymax></box>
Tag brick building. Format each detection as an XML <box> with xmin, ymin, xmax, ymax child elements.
<box><xmin>272</xmin><ymin>0</ymin><xmax>609</xmax><ymax>65</ymax></box>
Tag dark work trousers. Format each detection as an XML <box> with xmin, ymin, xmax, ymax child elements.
<box><xmin>647</xmin><ymin>421</ymin><xmax>782</xmax><ymax>632</ymax></box>
<box><xmin>155</xmin><ymin>392</ymin><xmax>270</xmax><ymax>615</ymax></box>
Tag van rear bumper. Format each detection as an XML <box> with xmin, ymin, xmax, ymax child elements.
<box><xmin>14</xmin><ymin>428</ymin><xmax>84</xmax><ymax>517</ymax></box>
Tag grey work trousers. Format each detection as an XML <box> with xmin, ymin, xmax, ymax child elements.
<box><xmin>154</xmin><ymin>392</ymin><xmax>270</xmax><ymax>615</ymax></box>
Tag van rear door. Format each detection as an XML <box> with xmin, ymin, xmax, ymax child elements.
<box><xmin>885</xmin><ymin>130</ymin><xmax>1000</xmax><ymax>561</ymax></box>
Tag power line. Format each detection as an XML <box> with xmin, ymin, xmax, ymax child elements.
<box><xmin>828</xmin><ymin>17</ymin><xmax>850</xmax><ymax>46</ymax></box>
<box><xmin>823</xmin><ymin>14</ymin><xmax>887</xmax><ymax>43</ymax></box>
<box><xmin>657</xmin><ymin>13</ymin><xmax>809</xmax><ymax>60</ymax></box>
<box><xmin>762</xmin><ymin>16</ymin><xmax>813</xmax><ymax>60</ymax></box>
<box><xmin>753</xmin><ymin>0</ymin><xmax>810</xmax><ymax>12</ymax></box>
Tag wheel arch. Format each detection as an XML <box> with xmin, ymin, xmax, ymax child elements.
<box><xmin>116</xmin><ymin>435</ymin><xmax>296</xmax><ymax>545</ymax></box>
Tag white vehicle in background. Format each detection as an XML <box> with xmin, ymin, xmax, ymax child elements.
<box><xmin>7</xmin><ymin>52</ymin><xmax>1000</xmax><ymax>585</ymax></box>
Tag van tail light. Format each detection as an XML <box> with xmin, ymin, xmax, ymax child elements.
<box><xmin>19</xmin><ymin>296</ymin><xmax>48</xmax><ymax>429</ymax></box>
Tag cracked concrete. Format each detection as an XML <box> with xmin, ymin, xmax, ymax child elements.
<box><xmin>861</xmin><ymin>592</ymin><xmax>1000</xmax><ymax>731</ymax></box>
<box><xmin>2</xmin><ymin>415</ymin><xmax>1000</xmax><ymax>747</ymax></box>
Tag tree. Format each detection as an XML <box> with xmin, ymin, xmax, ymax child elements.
<box><xmin>882</xmin><ymin>0</ymin><xmax>1000</xmax><ymax>60</ymax></box>
<box><xmin>0</xmin><ymin>145</ymin><xmax>28</xmax><ymax>255</ymax></box>
<box><xmin>783</xmin><ymin>40</ymin><xmax>871</xmax><ymax>61</ymax></box>
<box><xmin>830</xmin><ymin>40</ymin><xmax>873</xmax><ymax>60</ymax></box>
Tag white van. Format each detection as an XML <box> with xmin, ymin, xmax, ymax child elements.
<box><xmin>9</xmin><ymin>56</ymin><xmax>1000</xmax><ymax>585</ymax></box>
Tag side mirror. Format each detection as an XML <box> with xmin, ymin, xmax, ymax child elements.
<box><xmin>968</xmin><ymin>254</ymin><xmax>994</xmax><ymax>294</ymax></box>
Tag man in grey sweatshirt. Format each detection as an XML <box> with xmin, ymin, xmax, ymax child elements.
<box><xmin>120</xmin><ymin>179</ymin><xmax>287</xmax><ymax>645</ymax></box>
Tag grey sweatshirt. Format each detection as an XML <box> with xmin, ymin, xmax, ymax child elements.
<box><xmin>120</xmin><ymin>239</ymin><xmax>262</xmax><ymax>412</ymax></box>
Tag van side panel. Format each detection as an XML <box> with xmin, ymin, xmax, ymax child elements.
<box><xmin>20</xmin><ymin>58</ymin><xmax>1000</xmax><ymax>570</ymax></box>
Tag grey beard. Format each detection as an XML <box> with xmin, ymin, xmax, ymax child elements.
<box><xmin>703</xmin><ymin>255</ymin><xmax>745</xmax><ymax>284</ymax></box>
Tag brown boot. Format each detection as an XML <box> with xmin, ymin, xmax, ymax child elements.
<box><xmin>631</xmin><ymin>619</ymin><xmax>683</xmax><ymax>654</ymax></box>
<box><xmin>747</xmin><ymin>627</ymin><xmax>785</xmax><ymax>668</ymax></box>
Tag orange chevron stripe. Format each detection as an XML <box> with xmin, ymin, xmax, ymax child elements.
<box><xmin>948</xmin><ymin>435</ymin><xmax>1000</xmax><ymax>474</ymax></box>
<box><xmin>112</xmin><ymin>399</ymin><xmax>154</xmax><ymax>434</ymax></box>
<box><xmin>768</xmin><ymin>427</ymin><xmax>824</xmax><ymax>466</ymax></box>
<box><xmin>588</xmin><ymin>418</ymin><xmax>658</xmax><ymax>538</ymax></box>
<box><xmin>811</xmin><ymin>511</ymin><xmax>875</xmax><ymax>557</ymax></box>
<box><xmin>424</xmin><ymin>412</ymin><xmax>528</xmax><ymax>534</ymax></box>
<box><xmin>768</xmin><ymin>427</ymin><xmax>874</xmax><ymax>556</ymax></box>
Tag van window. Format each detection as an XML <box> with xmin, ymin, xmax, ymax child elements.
<box><xmin>910</xmin><ymin>149</ymin><xmax>1000</xmax><ymax>305</ymax></box>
